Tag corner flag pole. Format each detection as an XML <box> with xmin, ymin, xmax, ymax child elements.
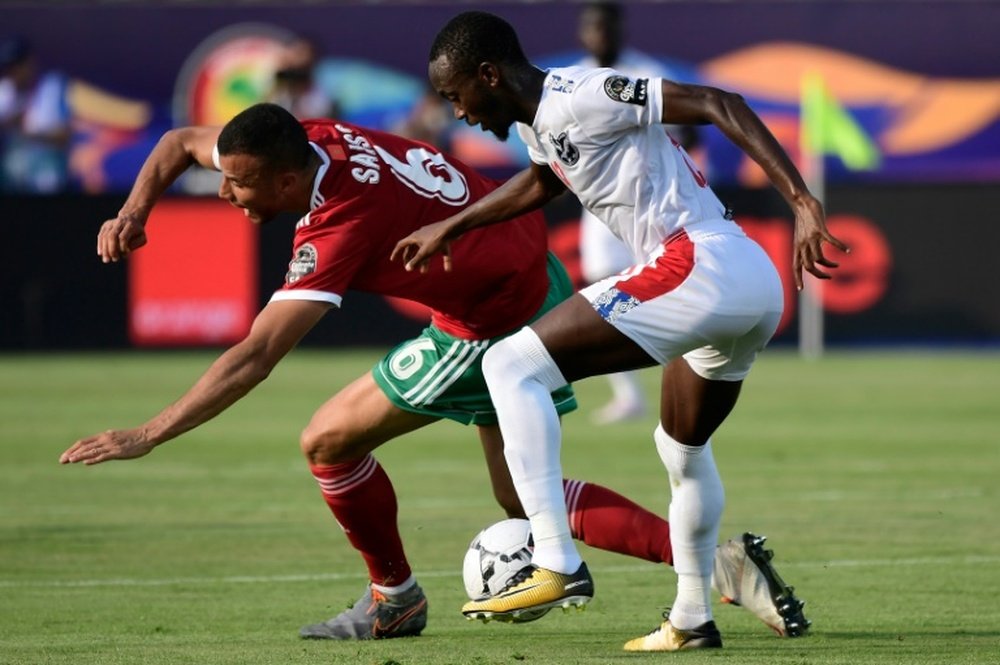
<box><xmin>799</xmin><ymin>74</ymin><xmax>826</xmax><ymax>360</ymax></box>
<box><xmin>798</xmin><ymin>72</ymin><xmax>880</xmax><ymax>359</ymax></box>
<box><xmin>799</xmin><ymin>160</ymin><xmax>826</xmax><ymax>360</ymax></box>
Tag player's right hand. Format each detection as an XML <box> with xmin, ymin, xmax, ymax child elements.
<box><xmin>97</xmin><ymin>212</ymin><xmax>148</xmax><ymax>263</ymax></box>
<box><xmin>60</xmin><ymin>428</ymin><xmax>157</xmax><ymax>466</ymax></box>
<box><xmin>391</xmin><ymin>220</ymin><xmax>454</xmax><ymax>273</ymax></box>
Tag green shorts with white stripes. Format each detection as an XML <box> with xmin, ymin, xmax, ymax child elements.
<box><xmin>372</xmin><ymin>253</ymin><xmax>578</xmax><ymax>426</ymax></box>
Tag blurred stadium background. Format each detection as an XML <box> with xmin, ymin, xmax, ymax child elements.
<box><xmin>3</xmin><ymin>0</ymin><xmax>999</xmax><ymax>350</ymax></box>
<box><xmin>2</xmin><ymin>2</ymin><xmax>999</xmax><ymax>664</ymax></box>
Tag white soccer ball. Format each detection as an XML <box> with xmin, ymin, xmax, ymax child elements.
<box><xmin>462</xmin><ymin>518</ymin><xmax>534</xmax><ymax>599</ymax></box>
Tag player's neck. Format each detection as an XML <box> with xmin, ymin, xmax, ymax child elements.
<box><xmin>511</xmin><ymin>65</ymin><xmax>548</xmax><ymax>125</ymax></box>
<box><xmin>295</xmin><ymin>152</ymin><xmax>323</xmax><ymax>211</ymax></box>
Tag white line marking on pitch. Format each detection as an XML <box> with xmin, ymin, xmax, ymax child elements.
<box><xmin>2</xmin><ymin>554</ymin><xmax>998</xmax><ymax>589</ymax></box>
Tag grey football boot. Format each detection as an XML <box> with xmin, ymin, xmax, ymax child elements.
<box><xmin>300</xmin><ymin>583</ymin><xmax>428</xmax><ymax>640</ymax></box>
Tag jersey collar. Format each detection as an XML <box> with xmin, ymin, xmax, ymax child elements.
<box><xmin>309</xmin><ymin>141</ymin><xmax>330</xmax><ymax>210</ymax></box>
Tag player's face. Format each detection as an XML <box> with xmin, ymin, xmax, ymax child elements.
<box><xmin>217</xmin><ymin>153</ymin><xmax>285</xmax><ymax>224</ymax></box>
<box><xmin>429</xmin><ymin>55</ymin><xmax>515</xmax><ymax>141</ymax></box>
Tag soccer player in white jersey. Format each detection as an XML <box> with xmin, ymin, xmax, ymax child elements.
<box><xmin>574</xmin><ymin>1</ymin><xmax>702</xmax><ymax>424</ymax></box>
<box><xmin>394</xmin><ymin>11</ymin><xmax>845</xmax><ymax>652</ymax></box>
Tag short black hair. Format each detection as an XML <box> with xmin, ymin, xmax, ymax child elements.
<box><xmin>429</xmin><ymin>11</ymin><xmax>529</xmax><ymax>75</ymax></box>
<box><xmin>217</xmin><ymin>103</ymin><xmax>312</xmax><ymax>172</ymax></box>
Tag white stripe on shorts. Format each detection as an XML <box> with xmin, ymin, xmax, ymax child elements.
<box><xmin>403</xmin><ymin>339</ymin><xmax>487</xmax><ymax>407</ymax></box>
<box><xmin>419</xmin><ymin>340</ymin><xmax>488</xmax><ymax>405</ymax></box>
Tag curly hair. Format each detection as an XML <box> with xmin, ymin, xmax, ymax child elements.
<box><xmin>429</xmin><ymin>11</ymin><xmax>529</xmax><ymax>75</ymax></box>
<box><xmin>217</xmin><ymin>103</ymin><xmax>312</xmax><ymax>172</ymax></box>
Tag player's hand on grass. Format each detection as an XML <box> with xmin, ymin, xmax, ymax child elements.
<box><xmin>391</xmin><ymin>220</ymin><xmax>454</xmax><ymax>273</ymax></box>
<box><xmin>792</xmin><ymin>194</ymin><xmax>849</xmax><ymax>290</ymax></box>
<box><xmin>98</xmin><ymin>211</ymin><xmax>148</xmax><ymax>263</ymax></box>
<box><xmin>60</xmin><ymin>428</ymin><xmax>156</xmax><ymax>465</ymax></box>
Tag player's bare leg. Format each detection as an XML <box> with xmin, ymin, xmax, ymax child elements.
<box><xmin>300</xmin><ymin>373</ymin><xmax>435</xmax><ymax>639</ymax></box>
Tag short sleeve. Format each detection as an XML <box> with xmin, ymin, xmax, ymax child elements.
<box><xmin>516</xmin><ymin>123</ymin><xmax>547</xmax><ymax>166</ymax></box>
<box><xmin>269</xmin><ymin>201</ymin><xmax>375</xmax><ymax>308</ymax></box>
<box><xmin>571</xmin><ymin>72</ymin><xmax>663</xmax><ymax>142</ymax></box>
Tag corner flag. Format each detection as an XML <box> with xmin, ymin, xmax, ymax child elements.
<box><xmin>801</xmin><ymin>72</ymin><xmax>881</xmax><ymax>171</ymax></box>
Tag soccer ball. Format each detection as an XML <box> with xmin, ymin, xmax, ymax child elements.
<box><xmin>462</xmin><ymin>518</ymin><xmax>534</xmax><ymax>599</ymax></box>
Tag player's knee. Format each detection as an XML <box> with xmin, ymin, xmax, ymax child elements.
<box><xmin>299</xmin><ymin>421</ymin><xmax>356</xmax><ymax>465</ymax></box>
<box><xmin>482</xmin><ymin>329</ymin><xmax>543</xmax><ymax>389</ymax></box>
<box><xmin>481</xmin><ymin>338</ymin><xmax>520</xmax><ymax>389</ymax></box>
<box><xmin>484</xmin><ymin>328</ymin><xmax>565</xmax><ymax>393</ymax></box>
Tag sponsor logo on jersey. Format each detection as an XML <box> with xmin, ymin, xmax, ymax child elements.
<box><xmin>603</xmin><ymin>76</ymin><xmax>648</xmax><ymax>106</ymax></box>
<box><xmin>286</xmin><ymin>243</ymin><xmax>318</xmax><ymax>284</ymax></box>
<box><xmin>549</xmin><ymin>131</ymin><xmax>580</xmax><ymax>166</ymax></box>
<box><xmin>548</xmin><ymin>73</ymin><xmax>576</xmax><ymax>94</ymax></box>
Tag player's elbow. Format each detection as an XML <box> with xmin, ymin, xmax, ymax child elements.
<box><xmin>710</xmin><ymin>88</ymin><xmax>751</xmax><ymax>126</ymax></box>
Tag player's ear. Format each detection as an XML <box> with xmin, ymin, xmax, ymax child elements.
<box><xmin>277</xmin><ymin>171</ymin><xmax>299</xmax><ymax>195</ymax></box>
<box><xmin>478</xmin><ymin>62</ymin><xmax>501</xmax><ymax>88</ymax></box>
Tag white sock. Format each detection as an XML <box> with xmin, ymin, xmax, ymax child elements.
<box><xmin>482</xmin><ymin>328</ymin><xmax>581</xmax><ymax>574</ymax></box>
<box><xmin>372</xmin><ymin>575</ymin><xmax>416</xmax><ymax>596</ymax></box>
<box><xmin>654</xmin><ymin>424</ymin><xmax>724</xmax><ymax>630</ymax></box>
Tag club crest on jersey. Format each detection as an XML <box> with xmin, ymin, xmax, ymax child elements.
<box><xmin>286</xmin><ymin>243</ymin><xmax>317</xmax><ymax>284</ymax></box>
<box><xmin>603</xmin><ymin>75</ymin><xmax>648</xmax><ymax>106</ymax></box>
<box><xmin>549</xmin><ymin>131</ymin><xmax>580</xmax><ymax>166</ymax></box>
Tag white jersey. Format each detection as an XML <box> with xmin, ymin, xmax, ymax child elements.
<box><xmin>574</xmin><ymin>50</ymin><xmax>671</xmax><ymax>279</ymax></box>
<box><xmin>516</xmin><ymin>65</ymin><xmax>732</xmax><ymax>261</ymax></box>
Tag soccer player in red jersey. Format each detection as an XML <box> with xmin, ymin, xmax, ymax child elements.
<box><xmin>61</xmin><ymin>103</ymin><xmax>793</xmax><ymax>640</ymax></box>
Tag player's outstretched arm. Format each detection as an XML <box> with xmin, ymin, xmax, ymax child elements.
<box><xmin>391</xmin><ymin>162</ymin><xmax>565</xmax><ymax>272</ymax></box>
<box><xmin>657</xmin><ymin>80</ymin><xmax>848</xmax><ymax>289</ymax></box>
<box><xmin>59</xmin><ymin>300</ymin><xmax>328</xmax><ymax>466</ymax></box>
<box><xmin>98</xmin><ymin>126</ymin><xmax>221</xmax><ymax>263</ymax></box>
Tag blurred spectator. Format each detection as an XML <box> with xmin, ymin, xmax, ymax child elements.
<box><xmin>0</xmin><ymin>36</ymin><xmax>153</xmax><ymax>194</ymax></box>
<box><xmin>267</xmin><ymin>38</ymin><xmax>339</xmax><ymax>120</ymax></box>
<box><xmin>575</xmin><ymin>2</ymin><xmax>703</xmax><ymax>424</ymax></box>
<box><xmin>392</xmin><ymin>86</ymin><xmax>454</xmax><ymax>153</ymax></box>
<box><xmin>0</xmin><ymin>36</ymin><xmax>72</xmax><ymax>193</ymax></box>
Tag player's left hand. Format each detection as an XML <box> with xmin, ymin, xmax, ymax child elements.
<box><xmin>391</xmin><ymin>220</ymin><xmax>454</xmax><ymax>273</ymax></box>
<box><xmin>97</xmin><ymin>212</ymin><xmax>148</xmax><ymax>263</ymax></box>
<box><xmin>60</xmin><ymin>428</ymin><xmax>157</xmax><ymax>465</ymax></box>
<box><xmin>792</xmin><ymin>195</ymin><xmax>849</xmax><ymax>290</ymax></box>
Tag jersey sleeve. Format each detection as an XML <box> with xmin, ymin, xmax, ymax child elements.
<box><xmin>516</xmin><ymin>123</ymin><xmax>547</xmax><ymax>166</ymax></box>
<box><xmin>571</xmin><ymin>72</ymin><xmax>664</xmax><ymax>142</ymax></box>
<box><xmin>269</xmin><ymin>201</ymin><xmax>376</xmax><ymax>308</ymax></box>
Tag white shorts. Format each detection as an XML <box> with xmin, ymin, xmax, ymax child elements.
<box><xmin>579</xmin><ymin>220</ymin><xmax>783</xmax><ymax>381</ymax></box>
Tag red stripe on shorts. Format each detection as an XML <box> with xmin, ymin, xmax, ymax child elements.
<box><xmin>616</xmin><ymin>230</ymin><xmax>695</xmax><ymax>302</ymax></box>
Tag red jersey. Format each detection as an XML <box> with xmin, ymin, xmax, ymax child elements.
<box><xmin>270</xmin><ymin>119</ymin><xmax>550</xmax><ymax>340</ymax></box>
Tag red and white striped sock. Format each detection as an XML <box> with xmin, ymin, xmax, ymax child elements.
<box><xmin>564</xmin><ymin>479</ymin><xmax>673</xmax><ymax>565</ymax></box>
<box><xmin>310</xmin><ymin>455</ymin><xmax>412</xmax><ymax>587</ymax></box>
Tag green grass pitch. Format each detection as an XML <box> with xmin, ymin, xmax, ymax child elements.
<box><xmin>2</xmin><ymin>349</ymin><xmax>998</xmax><ymax>664</ymax></box>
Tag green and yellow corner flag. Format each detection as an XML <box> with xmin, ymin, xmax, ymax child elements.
<box><xmin>801</xmin><ymin>72</ymin><xmax>881</xmax><ymax>170</ymax></box>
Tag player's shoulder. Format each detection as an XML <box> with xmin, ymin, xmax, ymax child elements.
<box><xmin>547</xmin><ymin>66</ymin><xmax>652</xmax><ymax>112</ymax></box>
<box><xmin>541</xmin><ymin>66</ymin><xmax>607</xmax><ymax>114</ymax></box>
<box><xmin>545</xmin><ymin>65</ymin><xmax>604</xmax><ymax>93</ymax></box>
